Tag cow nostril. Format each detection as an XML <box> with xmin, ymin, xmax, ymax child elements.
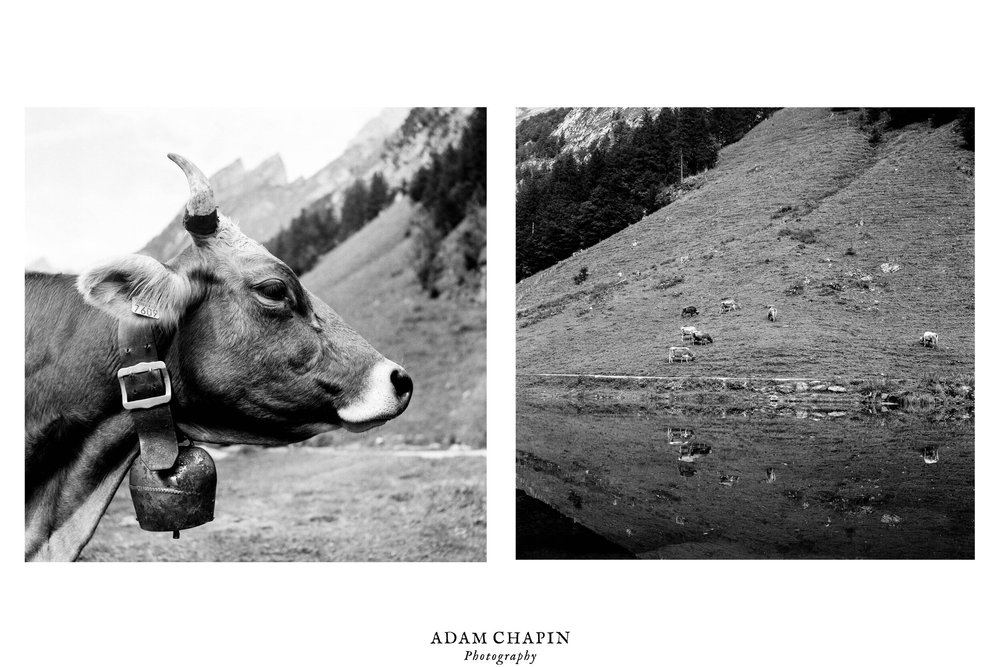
<box><xmin>390</xmin><ymin>368</ymin><xmax>413</xmax><ymax>398</ymax></box>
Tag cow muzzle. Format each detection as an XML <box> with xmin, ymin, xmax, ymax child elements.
<box><xmin>337</xmin><ymin>359</ymin><xmax>413</xmax><ymax>431</ymax></box>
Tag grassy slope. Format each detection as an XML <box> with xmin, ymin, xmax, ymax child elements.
<box><xmin>302</xmin><ymin>198</ymin><xmax>487</xmax><ymax>447</ymax></box>
<box><xmin>83</xmin><ymin>448</ymin><xmax>485</xmax><ymax>561</ymax></box>
<box><xmin>516</xmin><ymin>108</ymin><xmax>974</xmax><ymax>382</ymax></box>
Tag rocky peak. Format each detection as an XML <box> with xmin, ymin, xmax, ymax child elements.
<box><xmin>555</xmin><ymin>107</ymin><xmax>659</xmax><ymax>154</ymax></box>
<box><xmin>243</xmin><ymin>153</ymin><xmax>287</xmax><ymax>191</ymax></box>
<box><xmin>517</xmin><ymin>107</ymin><xmax>661</xmax><ymax>174</ymax></box>
<box><xmin>209</xmin><ymin>158</ymin><xmax>246</xmax><ymax>193</ymax></box>
<box><xmin>140</xmin><ymin>108</ymin><xmax>472</xmax><ymax>262</ymax></box>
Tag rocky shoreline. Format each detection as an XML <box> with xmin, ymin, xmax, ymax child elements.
<box><xmin>518</xmin><ymin>373</ymin><xmax>974</xmax><ymax>412</ymax></box>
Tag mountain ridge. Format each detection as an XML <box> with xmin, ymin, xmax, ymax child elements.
<box><xmin>517</xmin><ymin>107</ymin><xmax>658</xmax><ymax>174</ymax></box>
<box><xmin>140</xmin><ymin>108</ymin><xmax>473</xmax><ymax>263</ymax></box>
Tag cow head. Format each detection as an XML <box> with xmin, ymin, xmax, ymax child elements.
<box><xmin>77</xmin><ymin>154</ymin><xmax>412</xmax><ymax>444</ymax></box>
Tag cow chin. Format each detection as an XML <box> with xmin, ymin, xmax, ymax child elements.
<box><xmin>177</xmin><ymin>421</ymin><xmax>332</xmax><ymax>447</ymax></box>
<box><xmin>176</xmin><ymin>414</ymin><xmax>393</xmax><ymax>445</ymax></box>
<box><xmin>339</xmin><ymin>418</ymin><xmax>389</xmax><ymax>433</ymax></box>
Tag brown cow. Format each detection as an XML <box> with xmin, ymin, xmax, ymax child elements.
<box><xmin>692</xmin><ymin>331</ymin><xmax>714</xmax><ymax>345</ymax></box>
<box><xmin>25</xmin><ymin>154</ymin><xmax>412</xmax><ymax>561</ymax></box>
<box><xmin>668</xmin><ymin>346</ymin><xmax>695</xmax><ymax>363</ymax></box>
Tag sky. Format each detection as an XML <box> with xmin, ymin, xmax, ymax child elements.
<box><xmin>25</xmin><ymin>108</ymin><xmax>383</xmax><ymax>272</ymax></box>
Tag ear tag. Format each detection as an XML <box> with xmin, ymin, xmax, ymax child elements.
<box><xmin>131</xmin><ymin>300</ymin><xmax>160</xmax><ymax>319</ymax></box>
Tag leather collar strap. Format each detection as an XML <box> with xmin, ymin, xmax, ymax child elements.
<box><xmin>118</xmin><ymin>320</ymin><xmax>180</xmax><ymax>471</ymax></box>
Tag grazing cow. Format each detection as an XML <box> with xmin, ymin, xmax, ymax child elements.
<box><xmin>767</xmin><ymin>305</ymin><xmax>777</xmax><ymax>322</ymax></box>
<box><xmin>921</xmin><ymin>331</ymin><xmax>939</xmax><ymax>349</ymax></box>
<box><xmin>677</xmin><ymin>443</ymin><xmax>712</xmax><ymax>463</ymax></box>
<box><xmin>681</xmin><ymin>306</ymin><xmax>698</xmax><ymax>318</ymax></box>
<box><xmin>25</xmin><ymin>154</ymin><xmax>413</xmax><ymax>561</ymax></box>
<box><xmin>680</xmin><ymin>325</ymin><xmax>698</xmax><ymax>341</ymax></box>
<box><xmin>720</xmin><ymin>298</ymin><xmax>740</xmax><ymax>313</ymax></box>
<box><xmin>718</xmin><ymin>474</ymin><xmax>740</xmax><ymax>487</ymax></box>
<box><xmin>668</xmin><ymin>346</ymin><xmax>694</xmax><ymax>363</ymax></box>
<box><xmin>692</xmin><ymin>331</ymin><xmax>713</xmax><ymax>345</ymax></box>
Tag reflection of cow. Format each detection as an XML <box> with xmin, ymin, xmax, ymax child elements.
<box><xmin>681</xmin><ymin>306</ymin><xmax>698</xmax><ymax>317</ymax></box>
<box><xmin>678</xmin><ymin>462</ymin><xmax>697</xmax><ymax>477</ymax></box>
<box><xmin>667</xmin><ymin>428</ymin><xmax>693</xmax><ymax>445</ymax></box>
<box><xmin>721</xmin><ymin>298</ymin><xmax>740</xmax><ymax>313</ymax></box>
<box><xmin>680</xmin><ymin>326</ymin><xmax>698</xmax><ymax>341</ymax></box>
<box><xmin>692</xmin><ymin>331</ymin><xmax>714</xmax><ymax>345</ymax></box>
<box><xmin>921</xmin><ymin>447</ymin><xmax>940</xmax><ymax>464</ymax></box>
<box><xmin>921</xmin><ymin>331</ymin><xmax>939</xmax><ymax>349</ymax></box>
<box><xmin>767</xmin><ymin>305</ymin><xmax>777</xmax><ymax>322</ymax></box>
<box><xmin>668</xmin><ymin>346</ymin><xmax>695</xmax><ymax>363</ymax></box>
<box><xmin>678</xmin><ymin>443</ymin><xmax>712</xmax><ymax>462</ymax></box>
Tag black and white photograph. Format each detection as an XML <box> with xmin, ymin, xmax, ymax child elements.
<box><xmin>516</xmin><ymin>107</ymin><xmax>974</xmax><ymax>559</ymax></box>
<box><xmin>24</xmin><ymin>107</ymin><xmax>487</xmax><ymax>561</ymax></box>
<box><xmin>6</xmin><ymin>3</ymin><xmax>996</xmax><ymax>665</ymax></box>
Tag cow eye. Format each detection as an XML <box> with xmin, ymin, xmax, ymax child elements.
<box><xmin>254</xmin><ymin>280</ymin><xmax>288</xmax><ymax>302</ymax></box>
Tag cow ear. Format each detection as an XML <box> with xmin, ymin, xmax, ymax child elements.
<box><xmin>77</xmin><ymin>254</ymin><xmax>198</xmax><ymax>327</ymax></box>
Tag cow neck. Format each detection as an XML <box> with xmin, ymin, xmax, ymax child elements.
<box><xmin>117</xmin><ymin>320</ymin><xmax>181</xmax><ymax>471</ymax></box>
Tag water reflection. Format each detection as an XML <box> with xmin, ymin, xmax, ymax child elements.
<box><xmin>717</xmin><ymin>474</ymin><xmax>740</xmax><ymax>487</ymax></box>
<box><xmin>517</xmin><ymin>400</ymin><xmax>973</xmax><ymax>559</ymax></box>
<box><xmin>667</xmin><ymin>428</ymin><xmax>693</xmax><ymax>445</ymax></box>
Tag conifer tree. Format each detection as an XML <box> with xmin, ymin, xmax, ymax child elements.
<box><xmin>514</xmin><ymin>107</ymin><xmax>775</xmax><ymax>280</ymax></box>
<box><xmin>341</xmin><ymin>179</ymin><xmax>369</xmax><ymax>235</ymax></box>
<box><xmin>366</xmin><ymin>172</ymin><xmax>389</xmax><ymax>220</ymax></box>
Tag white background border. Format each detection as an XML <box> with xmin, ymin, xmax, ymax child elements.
<box><xmin>3</xmin><ymin>1</ymin><xmax>994</xmax><ymax>665</ymax></box>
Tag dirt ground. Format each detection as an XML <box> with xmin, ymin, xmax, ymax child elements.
<box><xmin>81</xmin><ymin>445</ymin><xmax>486</xmax><ymax>562</ymax></box>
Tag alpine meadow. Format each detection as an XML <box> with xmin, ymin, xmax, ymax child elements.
<box><xmin>516</xmin><ymin>107</ymin><xmax>974</xmax><ymax>559</ymax></box>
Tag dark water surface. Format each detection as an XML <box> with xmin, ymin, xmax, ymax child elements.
<box><xmin>516</xmin><ymin>490</ymin><xmax>635</xmax><ymax>559</ymax></box>
<box><xmin>517</xmin><ymin>399</ymin><xmax>974</xmax><ymax>559</ymax></box>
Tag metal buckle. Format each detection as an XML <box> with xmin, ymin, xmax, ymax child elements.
<box><xmin>117</xmin><ymin>361</ymin><xmax>172</xmax><ymax>410</ymax></box>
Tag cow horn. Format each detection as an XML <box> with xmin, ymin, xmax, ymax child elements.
<box><xmin>167</xmin><ymin>153</ymin><xmax>219</xmax><ymax>236</ymax></box>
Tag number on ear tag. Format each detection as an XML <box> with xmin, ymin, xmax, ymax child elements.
<box><xmin>131</xmin><ymin>300</ymin><xmax>160</xmax><ymax>319</ymax></box>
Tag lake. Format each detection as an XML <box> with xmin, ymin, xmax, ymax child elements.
<box><xmin>517</xmin><ymin>393</ymin><xmax>974</xmax><ymax>559</ymax></box>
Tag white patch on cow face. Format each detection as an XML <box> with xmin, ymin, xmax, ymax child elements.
<box><xmin>336</xmin><ymin>358</ymin><xmax>413</xmax><ymax>431</ymax></box>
